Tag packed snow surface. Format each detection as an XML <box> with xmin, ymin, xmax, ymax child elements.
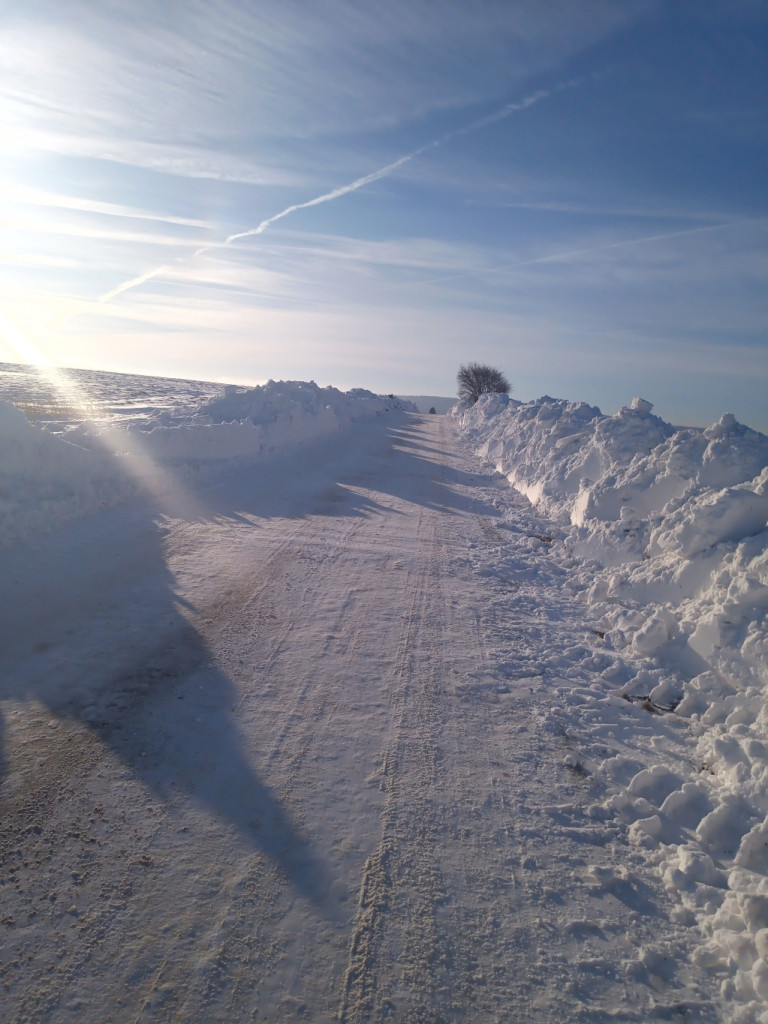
<box><xmin>1</xmin><ymin>364</ymin><xmax>767</xmax><ymax>1020</ymax></box>
<box><xmin>454</xmin><ymin>392</ymin><xmax>768</xmax><ymax>1021</ymax></box>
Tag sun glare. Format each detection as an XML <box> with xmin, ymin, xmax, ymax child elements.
<box><xmin>0</xmin><ymin>309</ymin><xmax>89</xmax><ymax>414</ymax></box>
<box><xmin>0</xmin><ymin>310</ymin><xmax>50</xmax><ymax>367</ymax></box>
<box><xmin>0</xmin><ymin>311</ymin><xmax>202</xmax><ymax>521</ymax></box>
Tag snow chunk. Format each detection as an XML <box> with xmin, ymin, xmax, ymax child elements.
<box><xmin>630</xmin><ymin>397</ymin><xmax>654</xmax><ymax>414</ymax></box>
<box><xmin>627</xmin><ymin>764</ymin><xmax>683</xmax><ymax>807</ymax></box>
<box><xmin>650</xmin><ymin>488</ymin><xmax>768</xmax><ymax>558</ymax></box>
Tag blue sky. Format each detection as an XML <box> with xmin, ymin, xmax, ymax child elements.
<box><xmin>2</xmin><ymin>0</ymin><xmax>767</xmax><ymax>429</ymax></box>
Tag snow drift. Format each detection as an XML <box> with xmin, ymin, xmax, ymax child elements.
<box><xmin>0</xmin><ymin>399</ymin><xmax>132</xmax><ymax>547</ymax></box>
<box><xmin>453</xmin><ymin>393</ymin><xmax>768</xmax><ymax>685</ymax></box>
<box><xmin>0</xmin><ymin>381</ymin><xmax>415</xmax><ymax>546</ymax></box>
<box><xmin>69</xmin><ymin>380</ymin><xmax>416</xmax><ymax>463</ymax></box>
<box><xmin>454</xmin><ymin>392</ymin><xmax>768</xmax><ymax>1021</ymax></box>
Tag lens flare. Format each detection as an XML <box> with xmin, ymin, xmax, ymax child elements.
<box><xmin>0</xmin><ymin>311</ymin><xmax>202</xmax><ymax>520</ymax></box>
<box><xmin>0</xmin><ymin>310</ymin><xmax>50</xmax><ymax>367</ymax></box>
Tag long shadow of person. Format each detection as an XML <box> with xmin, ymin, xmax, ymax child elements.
<box><xmin>0</xmin><ymin>487</ymin><xmax>329</xmax><ymax>909</ymax></box>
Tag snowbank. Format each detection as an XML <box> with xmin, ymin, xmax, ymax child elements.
<box><xmin>0</xmin><ymin>400</ymin><xmax>132</xmax><ymax>546</ymax></box>
<box><xmin>69</xmin><ymin>380</ymin><xmax>415</xmax><ymax>463</ymax></box>
<box><xmin>0</xmin><ymin>381</ymin><xmax>415</xmax><ymax>546</ymax></box>
<box><xmin>454</xmin><ymin>393</ymin><xmax>768</xmax><ymax>1021</ymax></box>
<box><xmin>454</xmin><ymin>393</ymin><xmax>768</xmax><ymax>684</ymax></box>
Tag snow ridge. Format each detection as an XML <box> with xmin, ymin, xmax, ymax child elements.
<box><xmin>0</xmin><ymin>381</ymin><xmax>415</xmax><ymax>546</ymax></box>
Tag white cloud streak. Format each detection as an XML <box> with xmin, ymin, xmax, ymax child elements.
<box><xmin>98</xmin><ymin>82</ymin><xmax>576</xmax><ymax>305</ymax></box>
<box><xmin>5</xmin><ymin>124</ymin><xmax>308</xmax><ymax>187</ymax></box>
<box><xmin>478</xmin><ymin>198</ymin><xmax>736</xmax><ymax>223</ymax></box>
<box><xmin>100</xmin><ymin>264</ymin><xmax>176</xmax><ymax>303</ymax></box>
<box><xmin>418</xmin><ymin>216</ymin><xmax>768</xmax><ymax>287</ymax></box>
<box><xmin>217</xmin><ymin>85</ymin><xmax>580</xmax><ymax>249</ymax></box>
<box><xmin>219</xmin><ymin>154</ymin><xmax>420</xmax><ymax>249</ymax></box>
<box><xmin>2</xmin><ymin>182</ymin><xmax>208</xmax><ymax>227</ymax></box>
<box><xmin>3</xmin><ymin>2</ymin><xmax>636</xmax><ymax>156</ymax></box>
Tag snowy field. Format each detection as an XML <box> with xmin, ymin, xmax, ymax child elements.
<box><xmin>1</xmin><ymin>365</ymin><xmax>767</xmax><ymax>1022</ymax></box>
<box><xmin>0</xmin><ymin>361</ymin><xmax>226</xmax><ymax>430</ymax></box>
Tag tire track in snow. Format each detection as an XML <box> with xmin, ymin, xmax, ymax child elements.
<box><xmin>167</xmin><ymin>517</ymin><xmax>372</xmax><ymax>1021</ymax></box>
<box><xmin>337</xmin><ymin>414</ymin><xmax>525</xmax><ymax>1023</ymax></box>
<box><xmin>339</xmin><ymin>505</ymin><xmax>454</xmax><ymax>1023</ymax></box>
<box><xmin>166</xmin><ymin>501</ymin><xmax>412</xmax><ymax>1022</ymax></box>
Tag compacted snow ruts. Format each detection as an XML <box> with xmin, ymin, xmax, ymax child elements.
<box><xmin>1</xmin><ymin>411</ymin><xmax>720</xmax><ymax>1022</ymax></box>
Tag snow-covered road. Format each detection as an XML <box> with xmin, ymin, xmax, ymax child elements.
<box><xmin>1</xmin><ymin>414</ymin><xmax>719</xmax><ymax>1022</ymax></box>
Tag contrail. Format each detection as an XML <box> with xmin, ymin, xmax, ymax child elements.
<box><xmin>217</xmin><ymin>86</ymin><xmax>571</xmax><ymax>249</ymax></box>
<box><xmin>98</xmin><ymin>152</ymin><xmax>427</xmax><ymax>303</ymax></box>
<box><xmin>219</xmin><ymin>152</ymin><xmax>425</xmax><ymax>248</ymax></box>
<box><xmin>97</xmin><ymin>82</ymin><xmax>578</xmax><ymax>305</ymax></box>
<box><xmin>99</xmin><ymin>263</ymin><xmax>175</xmax><ymax>303</ymax></box>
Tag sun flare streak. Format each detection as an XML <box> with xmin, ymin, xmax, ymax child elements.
<box><xmin>0</xmin><ymin>310</ymin><xmax>51</xmax><ymax>368</ymax></box>
<box><xmin>0</xmin><ymin>312</ymin><xmax>88</xmax><ymax>423</ymax></box>
<box><xmin>0</xmin><ymin>311</ymin><xmax>200</xmax><ymax>519</ymax></box>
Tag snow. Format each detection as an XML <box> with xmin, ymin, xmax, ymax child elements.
<box><xmin>67</xmin><ymin>380</ymin><xmax>413</xmax><ymax>470</ymax></box>
<box><xmin>0</xmin><ymin>399</ymin><xmax>131</xmax><ymax>547</ymax></box>
<box><xmin>454</xmin><ymin>391</ymin><xmax>768</xmax><ymax>1021</ymax></box>
<box><xmin>0</xmin><ymin>373</ymin><xmax>414</xmax><ymax>546</ymax></box>
<box><xmin>396</xmin><ymin>394</ymin><xmax>455</xmax><ymax>414</ymax></box>
<box><xmin>1</xmin><ymin>363</ymin><xmax>767</xmax><ymax>1020</ymax></box>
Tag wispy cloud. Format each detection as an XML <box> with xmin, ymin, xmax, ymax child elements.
<box><xmin>4</xmin><ymin>124</ymin><xmax>308</xmax><ymax>186</ymax></box>
<box><xmin>4</xmin><ymin>183</ymin><xmax>210</xmax><ymax>228</ymax></box>
<box><xmin>4</xmin><ymin>216</ymin><xmax>210</xmax><ymax>250</ymax></box>
<box><xmin>250</xmin><ymin>231</ymin><xmax>498</xmax><ymax>274</ymax></box>
<box><xmin>220</xmin><ymin>82</ymin><xmax>579</xmax><ymax>248</ymax></box>
<box><xmin>219</xmin><ymin>80</ymin><xmax>586</xmax><ymax>247</ymax></box>
<box><xmin>0</xmin><ymin>253</ymin><xmax>81</xmax><ymax>270</ymax></box>
<box><xmin>2</xmin><ymin>2</ymin><xmax>640</xmax><ymax>151</ymax></box>
<box><xmin>471</xmin><ymin>198</ymin><xmax>739</xmax><ymax>223</ymax></box>
<box><xmin>417</xmin><ymin>216</ymin><xmax>768</xmax><ymax>287</ymax></box>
